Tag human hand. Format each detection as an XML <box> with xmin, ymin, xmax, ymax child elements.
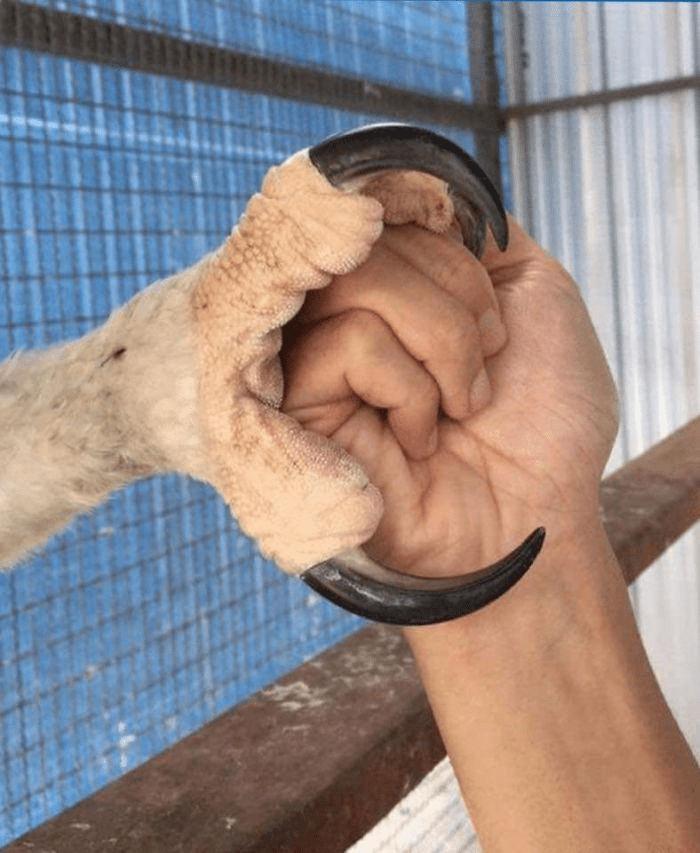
<box><xmin>282</xmin><ymin>218</ymin><xmax>618</xmax><ymax>577</ymax></box>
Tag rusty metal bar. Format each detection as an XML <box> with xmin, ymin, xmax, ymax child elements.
<box><xmin>0</xmin><ymin>0</ymin><xmax>502</xmax><ymax>133</ymax></box>
<box><xmin>2</xmin><ymin>624</ymin><xmax>442</xmax><ymax>853</ymax></box>
<box><xmin>601</xmin><ymin>416</ymin><xmax>700</xmax><ymax>585</ymax></box>
<box><xmin>467</xmin><ymin>2</ymin><xmax>504</xmax><ymax>197</ymax></box>
<box><xmin>4</xmin><ymin>416</ymin><xmax>700</xmax><ymax>852</ymax></box>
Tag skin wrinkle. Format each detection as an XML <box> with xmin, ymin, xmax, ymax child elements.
<box><xmin>294</xmin><ymin>225</ymin><xmax>502</xmax><ymax>426</ymax></box>
<box><xmin>328</xmin><ymin>410</ymin><xmax>437</xmax><ymax>573</ymax></box>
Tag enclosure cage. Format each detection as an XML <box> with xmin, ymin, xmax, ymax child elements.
<box><xmin>2</xmin><ymin>2</ymin><xmax>700</xmax><ymax>851</ymax></box>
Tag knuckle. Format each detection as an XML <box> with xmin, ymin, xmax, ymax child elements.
<box><xmin>431</xmin><ymin>301</ymin><xmax>477</xmax><ymax>357</ymax></box>
<box><xmin>437</xmin><ymin>245</ymin><xmax>481</xmax><ymax>287</ymax></box>
<box><xmin>395</xmin><ymin>366</ymin><xmax>438</xmax><ymax>416</ymax></box>
<box><xmin>415</xmin><ymin>371</ymin><xmax>440</xmax><ymax>407</ymax></box>
<box><xmin>334</xmin><ymin>308</ymin><xmax>391</xmax><ymax>356</ymax></box>
<box><xmin>439</xmin><ymin>251</ymin><xmax>494</xmax><ymax>314</ymax></box>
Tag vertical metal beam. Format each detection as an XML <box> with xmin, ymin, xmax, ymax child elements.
<box><xmin>500</xmin><ymin>2</ymin><xmax>533</xmax><ymax>226</ymax></box>
<box><xmin>467</xmin><ymin>2</ymin><xmax>504</xmax><ymax>197</ymax></box>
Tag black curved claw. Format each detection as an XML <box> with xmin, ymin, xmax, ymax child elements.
<box><xmin>304</xmin><ymin>124</ymin><xmax>539</xmax><ymax>626</ymax></box>
<box><xmin>302</xmin><ymin>528</ymin><xmax>545</xmax><ymax>626</ymax></box>
<box><xmin>309</xmin><ymin>123</ymin><xmax>508</xmax><ymax>257</ymax></box>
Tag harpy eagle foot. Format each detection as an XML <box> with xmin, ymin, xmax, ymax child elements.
<box><xmin>301</xmin><ymin>123</ymin><xmax>544</xmax><ymax>625</ymax></box>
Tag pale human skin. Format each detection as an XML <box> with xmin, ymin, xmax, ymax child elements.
<box><xmin>282</xmin><ymin>219</ymin><xmax>700</xmax><ymax>851</ymax></box>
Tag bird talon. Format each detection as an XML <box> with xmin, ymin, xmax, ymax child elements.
<box><xmin>309</xmin><ymin>123</ymin><xmax>508</xmax><ymax>257</ymax></box>
<box><xmin>303</xmin><ymin>528</ymin><xmax>546</xmax><ymax>626</ymax></box>
<box><xmin>303</xmin><ymin>124</ymin><xmax>542</xmax><ymax>625</ymax></box>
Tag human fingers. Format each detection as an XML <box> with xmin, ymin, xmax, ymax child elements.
<box><xmin>478</xmin><ymin>215</ymin><xmax>620</xmax><ymax>485</ymax></box>
<box><xmin>282</xmin><ymin>308</ymin><xmax>440</xmax><ymax>461</ymax></box>
<box><xmin>296</xmin><ymin>226</ymin><xmax>497</xmax><ymax>419</ymax></box>
<box><xmin>380</xmin><ymin>225</ymin><xmax>507</xmax><ymax>357</ymax></box>
<box><xmin>480</xmin><ymin>215</ymin><xmax>563</xmax><ymax>287</ymax></box>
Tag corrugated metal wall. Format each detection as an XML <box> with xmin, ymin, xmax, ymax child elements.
<box><xmin>503</xmin><ymin>1</ymin><xmax>700</xmax><ymax>757</ymax></box>
<box><xmin>354</xmin><ymin>5</ymin><xmax>700</xmax><ymax>849</ymax></box>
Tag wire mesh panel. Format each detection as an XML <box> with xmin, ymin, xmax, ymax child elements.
<box><xmin>0</xmin><ymin>0</ymin><xmax>482</xmax><ymax>845</ymax></box>
<box><xmin>26</xmin><ymin>0</ymin><xmax>473</xmax><ymax>100</ymax></box>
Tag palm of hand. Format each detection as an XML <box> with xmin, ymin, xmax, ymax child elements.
<box><xmin>283</xmin><ymin>222</ymin><xmax>618</xmax><ymax>577</ymax></box>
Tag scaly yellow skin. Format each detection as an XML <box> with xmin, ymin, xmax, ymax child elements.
<box><xmin>0</xmin><ymin>151</ymin><xmax>456</xmax><ymax>574</ymax></box>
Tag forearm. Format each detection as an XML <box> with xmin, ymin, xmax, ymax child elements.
<box><xmin>406</xmin><ymin>515</ymin><xmax>700</xmax><ymax>852</ymax></box>
<box><xmin>0</xmin><ymin>263</ymin><xmax>212</xmax><ymax>568</ymax></box>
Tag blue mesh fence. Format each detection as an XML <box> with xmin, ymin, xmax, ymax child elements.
<box><xmin>26</xmin><ymin>0</ymin><xmax>473</xmax><ymax>100</ymax></box>
<box><xmin>0</xmin><ymin>1</ymin><xmax>479</xmax><ymax>844</ymax></box>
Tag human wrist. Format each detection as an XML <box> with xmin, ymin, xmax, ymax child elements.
<box><xmin>403</xmin><ymin>507</ymin><xmax>700</xmax><ymax>851</ymax></box>
<box><xmin>404</xmin><ymin>506</ymin><xmax>629</xmax><ymax>673</ymax></box>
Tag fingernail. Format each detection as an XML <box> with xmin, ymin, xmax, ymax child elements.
<box><xmin>478</xmin><ymin>308</ymin><xmax>507</xmax><ymax>354</ymax></box>
<box><xmin>470</xmin><ymin>368</ymin><xmax>491</xmax><ymax>412</ymax></box>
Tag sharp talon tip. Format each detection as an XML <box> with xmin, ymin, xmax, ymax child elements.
<box><xmin>309</xmin><ymin>123</ymin><xmax>509</xmax><ymax>256</ymax></box>
<box><xmin>302</xmin><ymin>528</ymin><xmax>545</xmax><ymax>626</ymax></box>
<box><xmin>303</xmin><ymin>124</ymin><xmax>525</xmax><ymax>625</ymax></box>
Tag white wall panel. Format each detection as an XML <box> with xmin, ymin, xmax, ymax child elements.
<box><xmin>354</xmin><ymin>8</ymin><xmax>700</xmax><ymax>851</ymax></box>
<box><xmin>503</xmin><ymin>1</ymin><xmax>700</xmax><ymax>756</ymax></box>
